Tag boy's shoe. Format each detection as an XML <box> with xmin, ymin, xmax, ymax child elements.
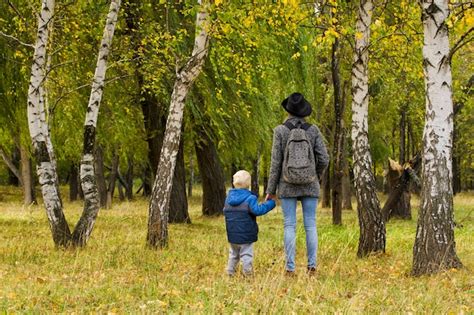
<box><xmin>243</xmin><ymin>271</ymin><xmax>254</xmax><ymax>277</ymax></box>
<box><xmin>307</xmin><ymin>266</ymin><xmax>317</xmax><ymax>276</ymax></box>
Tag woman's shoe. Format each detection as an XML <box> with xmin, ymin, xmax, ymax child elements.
<box><xmin>307</xmin><ymin>266</ymin><xmax>317</xmax><ymax>276</ymax></box>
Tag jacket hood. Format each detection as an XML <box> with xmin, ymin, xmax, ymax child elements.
<box><xmin>226</xmin><ymin>188</ymin><xmax>253</xmax><ymax>206</ymax></box>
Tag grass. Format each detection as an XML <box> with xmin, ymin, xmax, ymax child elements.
<box><xmin>0</xmin><ymin>186</ymin><xmax>473</xmax><ymax>313</ymax></box>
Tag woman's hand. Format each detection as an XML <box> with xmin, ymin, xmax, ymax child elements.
<box><xmin>265</xmin><ymin>194</ymin><xmax>276</xmax><ymax>201</ymax></box>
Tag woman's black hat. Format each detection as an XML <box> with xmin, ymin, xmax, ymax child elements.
<box><xmin>281</xmin><ymin>92</ymin><xmax>312</xmax><ymax>117</ymax></box>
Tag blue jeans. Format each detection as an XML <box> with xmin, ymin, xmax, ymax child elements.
<box><xmin>281</xmin><ymin>197</ymin><xmax>318</xmax><ymax>272</ymax></box>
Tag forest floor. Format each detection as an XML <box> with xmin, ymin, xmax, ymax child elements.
<box><xmin>0</xmin><ymin>186</ymin><xmax>473</xmax><ymax>313</ymax></box>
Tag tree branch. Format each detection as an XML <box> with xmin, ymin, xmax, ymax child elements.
<box><xmin>449</xmin><ymin>26</ymin><xmax>474</xmax><ymax>63</ymax></box>
<box><xmin>0</xmin><ymin>31</ymin><xmax>35</xmax><ymax>48</ymax></box>
<box><xmin>0</xmin><ymin>145</ymin><xmax>23</xmax><ymax>185</ymax></box>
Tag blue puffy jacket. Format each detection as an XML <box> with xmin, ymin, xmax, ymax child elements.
<box><xmin>223</xmin><ymin>189</ymin><xmax>276</xmax><ymax>244</ymax></box>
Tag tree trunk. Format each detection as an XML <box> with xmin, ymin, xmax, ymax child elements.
<box><xmin>0</xmin><ymin>146</ymin><xmax>23</xmax><ymax>187</ymax></box>
<box><xmin>195</xmin><ymin>128</ymin><xmax>226</xmax><ymax>217</ymax></box>
<box><xmin>412</xmin><ymin>0</ymin><xmax>462</xmax><ymax>276</ymax></box>
<box><xmin>251</xmin><ymin>151</ymin><xmax>260</xmax><ymax>197</ymax></box>
<box><xmin>124</xmin><ymin>0</ymin><xmax>159</xmax><ymax>198</ymax></box>
<box><xmin>169</xmin><ymin>140</ymin><xmax>190</xmax><ymax>223</ymax></box>
<box><xmin>147</xmin><ymin>1</ymin><xmax>210</xmax><ymax>248</ymax></box>
<box><xmin>106</xmin><ymin>151</ymin><xmax>119</xmax><ymax>209</ymax></box>
<box><xmin>262</xmin><ymin>154</ymin><xmax>269</xmax><ymax>195</ymax></box>
<box><xmin>351</xmin><ymin>0</ymin><xmax>385</xmax><ymax>257</ymax></box>
<box><xmin>382</xmin><ymin>158</ymin><xmax>413</xmax><ymax>221</ymax></box>
<box><xmin>95</xmin><ymin>146</ymin><xmax>108</xmax><ymax>208</ymax></box>
<box><xmin>331</xmin><ymin>38</ymin><xmax>344</xmax><ymax>225</ymax></box>
<box><xmin>399</xmin><ymin>106</ymin><xmax>406</xmax><ymax>164</ymax></box>
<box><xmin>118</xmin><ymin>182</ymin><xmax>125</xmax><ymax>201</ymax></box>
<box><xmin>69</xmin><ymin>163</ymin><xmax>79</xmax><ymax>202</ymax></box>
<box><xmin>78</xmin><ymin>178</ymin><xmax>84</xmax><ymax>200</ymax></box>
<box><xmin>141</xmin><ymin>94</ymin><xmax>162</xmax><ymax>198</ymax></box>
<box><xmin>125</xmin><ymin>157</ymin><xmax>134</xmax><ymax>200</ymax></box>
<box><xmin>117</xmin><ymin>157</ymin><xmax>133</xmax><ymax>201</ymax></box>
<box><xmin>342</xmin><ymin>137</ymin><xmax>353</xmax><ymax>210</ymax></box>
<box><xmin>125</xmin><ymin>1</ymin><xmax>187</xmax><ymax>215</ymax></box>
<box><xmin>321</xmin><ymin>168</ymin><xmax>331</xmax><ymax>208</ymax></box>
<box><xmin>72</xmin><ymin>0</ymin><xmax>121</xmax><ymax>246</ymax></box>
<box><xmin>406</xmin><ymin>116</ymin><xmax>411</xmax><ymax>161</ymax></box>
<box><xmin>188</xmin><ymin>156</ymin><xmax>194</xmax><ymax>197</ymax></box>
<box><xmin>7</xmin><ymin>147</ymin><xmax>21</xmax><ymax>186</ymax></box>
<box><xmin>231</xmin><ymin>164</ymin><xmax>238</xmax><ymax>188</ymax></box>
<box><xmin>342</xmin><ymin>166</ymin><xmax>353</xmax><ymax>210</ymax></box>
<box><xmin>452</xmin><ymin>103</ymin><xmax>462</xmax><ymax>194</ymax></box>
<box><xmin>19</xmin><ymin>145</ymin><xmax>36</xmax><ymax>205</ymax></box>
<box><xmin>27</xmin><ymin>0</ymin><xmax>71</xmax><ymax>247</ymax></box>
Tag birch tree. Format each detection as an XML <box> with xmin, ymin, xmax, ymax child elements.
<box><xmin>147</xmin><ymin>0</ymin><xmax>210</xmax><ymax>248</ymax></box>
<box><xmin>412</xmin><ymin>0</ymin><xmax>463</xmax><ymax>276</ymax></box>
<box><xmin>72</xmin><ymin>0</ymin><xmax>122</xmax><ymax>246</ymax></box>
<box><xmin>351</xmin><ymin>0</ymin><xmax>386</xmax><ymax>257</ymax></box>
<box><xmin>27</xmin><ymin>0</ymin><xmax>121</xmax><ymax>247</ymax></box>
<box><xmin>27</xmin><ymin>0</ymin><xmax>71</xmax><ymax>246</ymax></box>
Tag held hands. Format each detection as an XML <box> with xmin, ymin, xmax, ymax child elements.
<box><xmin>265</xmin><ymin>194</ymin><xmax>277</xmax><ymax>201</ymax></box>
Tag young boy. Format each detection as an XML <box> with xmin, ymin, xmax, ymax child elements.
<box><xmin>224</xmin><ymin>170</ymin><xmax>276</xmax><ymax>276</ymax></box>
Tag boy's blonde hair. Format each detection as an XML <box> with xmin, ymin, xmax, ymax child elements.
<box><xmin>233</xmin><ymin>170</ymin><xmax>251</xmax><ymax>189</ymax></box>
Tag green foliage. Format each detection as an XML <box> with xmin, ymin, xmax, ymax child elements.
<box><xmin>0</xmin><ymin>0</ymin><xmax>472</xmax><ymax>185</ymax></box>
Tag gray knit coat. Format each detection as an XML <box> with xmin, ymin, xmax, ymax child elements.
<box><xmin>266</xmin><ymin>117</ymin><xmax>329</xmax><ymax>198</ymax></box>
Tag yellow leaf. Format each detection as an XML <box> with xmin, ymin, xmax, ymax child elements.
<box><xmin>291</xmin><ymin>52</ymin><xmax>301</xmax><ymax>60</ymax></box>
<box><xmin>355</xmin><ymin>32</ymin><xmax>364</xmax><ymax>40</ymax></box>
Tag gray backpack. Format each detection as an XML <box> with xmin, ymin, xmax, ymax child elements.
<box><xmin>282</xmin><ymin>121</ymin><xmax>317</xmax><ymax>185</ymax></box>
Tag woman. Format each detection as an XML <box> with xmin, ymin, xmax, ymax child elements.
<box><xmin>266</xmin><ymin>92</ymin><xmax>329</xmax><ymax>275</ymax></box>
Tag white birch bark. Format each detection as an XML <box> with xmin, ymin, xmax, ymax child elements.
<box><xmin>412</xmin><ymin>0</ymin><xmax>462</xmax><ymax>275</ymax></box>
<box><xmin>351</xmin><ymin>0</ymin><xmax>385</xmax><ymax>257</ymax></box>
<box><xmin>72</xmin><ymin>0</ymin><xmax>121</xmax><ymax>246</ymax></box>
<box><xmin>27</xmin><ymin>0</ymin><xmax>71</xmax><ymax>246</ymax></box>
<box><xmin>147</xmin><ymin>0</ymin><xmax>210</xmax><ymax>248</ymax></box>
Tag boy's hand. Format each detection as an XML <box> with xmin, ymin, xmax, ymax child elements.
<box><xmin>265</xmin><ymin>194</ymin><xmax>276</xmax><ymax>201</ymax></box>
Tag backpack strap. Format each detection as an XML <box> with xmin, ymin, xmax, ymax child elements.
<box><xmin>283</xmin><ymin>121</ymin><xmax>312</xmax><ymax>131</ymax></box>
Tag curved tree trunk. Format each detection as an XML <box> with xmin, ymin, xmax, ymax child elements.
<box><xmin>412</xmin><ymin>0</ymin><xmax>462</xmax><ymax>276</ymax></box>
<box><xmin>195</xmin><ymin>127</ymin><xmax>226</xmax><ymax>217</ymax></box>
<box><xmin>147</xmin><ymin>0</ymin><xmax>210</xmax><ymax>248</ymax></box>
<box><xmin>72</xmin><ymin>0</ymin><xmax>121</xmax><ymax>246</ymax></box>
<box><xmin>351</xmin><ymin>0</ymin><xmax>385</xmax><ymax>257</ymax></box>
